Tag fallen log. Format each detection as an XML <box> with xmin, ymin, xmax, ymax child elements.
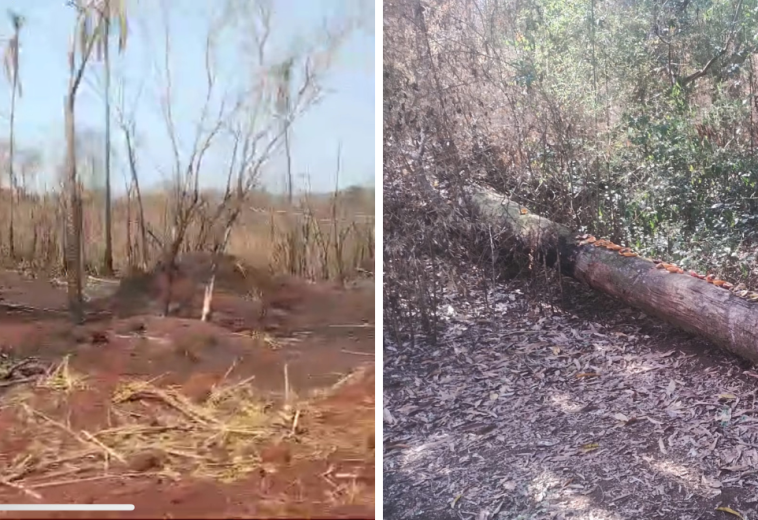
<box><xmin>466</xmin><ymin>183</ymin><xmax>758</xmax><ymax>364</ymax></box>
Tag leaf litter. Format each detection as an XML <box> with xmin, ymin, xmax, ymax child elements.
<box><xmin>384</xmin><ymin>273</ymin><xmax>758</xmax><ymax>520</ymax></box>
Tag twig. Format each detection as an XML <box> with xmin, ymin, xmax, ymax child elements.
<box><xmin>145</xmin><ymin>225</ymin><xmax>164</xmax><ymax>248</ymax></box>
<box><xmin>29</xmin><ymin>472</ymin><xmax>161</xmax><ymax>490</ymax></box>
<box><xmin>95</xmin><ymin>424</ymin><xmax>193</xmax><ymax>436</ymax></box>
<box><xmin>23</xmin><ymin>406</ymin><xmax>93</xmax><ymax>450</ymax></box>
<box><xmin>0</xmin><ymin>476</ymin><xmax>43</xmax><ymax>500</ymax></box>
<box><xmin>341</xmin><ymin>349</ymin><xmax>374</xmax><ymax>357</ymax></box>
<box><xmin>1</xmin><ymin>358</ymin><xmax>40</xmax><ymax>380</ymax></box>
<box><xmin>0</xmin><ymin>376</ymin><xmax>39</xmax><ymax>388</ymax></box>
<box><xmin>19</xmin><ymin>466</ymin><xmax>87</xmax><ymax>486</ymax></box>
<box><xmin>86</xmin><ymin>275</ymin><xmax>119</xmax><ymax>284</ymax></box>
<box><xmin>284</xmin><ymin>363</ymin><xmax>290</xmax><ymax>406</ymax></box>
<box><xmin>162</xmin><ymin>448</ymin><xmax>209</xmax><ymax>461</ymax></box>
<box><xmin>81</xmin><ymin>430</ymin><xmax>127</xmax><ymax>465</ymax></box>
<box><xmin>328</xmin><ymin>323</ymin><xmax>375</xmax><ymax>329</ymax></box>
<box><xmin>114</xmin><ymin>386</ymin><xmax>218</xmax><ymax>426</ymax></box>
<box><xmin>0</xmin><ymin>302</ymin><xmax>66</xmax><ymax>315</ymax></box>
<box><xmin>208</xmin><ymin>374</ymin><xmax>256</xmax><ymax>402</ymax></box>
<box><xmin>3</xmin><ymin>450</ymin><xmax>98</xmax><ymax>483</ymax></box>
<box><xmin>218</xmin><ymin>358</ymin><xmax>240</xmax><ymax>386</ymax></box>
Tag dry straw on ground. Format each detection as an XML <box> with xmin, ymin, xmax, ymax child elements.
<box><xmin>0</xmin><ymin>362</ymin><xmax>375</xmax><ymax>497</ymax></box>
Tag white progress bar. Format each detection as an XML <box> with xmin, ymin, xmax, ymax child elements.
<box><xmin>0</xmin><ymin>505</ymin><xmax>134</xmax><ymax>511</ymax></box>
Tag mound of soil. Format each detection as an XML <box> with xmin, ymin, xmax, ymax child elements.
<box><xmin>105</xmin><ymin>252</ymin><xmax>302</xmax><ymax>320</ymax></box>
<box><xmin>173</xmin><ymin>251</ymin><xmax>252</xmax><ymax>292</ymax></box>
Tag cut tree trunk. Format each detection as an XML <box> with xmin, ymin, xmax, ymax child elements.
<box><xmin>466</xmin><ymin>183</ymin><xmax>758</xmax><ymax>364</ymax></box>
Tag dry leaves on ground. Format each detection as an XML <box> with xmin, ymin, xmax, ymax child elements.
<box><xmin>384</xmin><ymin>273</ymin><xmax>758</xmax><ymax>520</ymax></box>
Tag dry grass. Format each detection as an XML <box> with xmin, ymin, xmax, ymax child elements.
<box><xmin>0</xmin><ymin>363</ymin><xmax>375</xmax><ymax>497</ymax></box>
<box><xmin>0</xmin><ymin>187</ymin><xmax>374</xmax><ymax>282</ymax></box>
<box><xmin>37</xmin><ymin>355</ymin><xmax>88</xmax><ymax>394</ymax></box>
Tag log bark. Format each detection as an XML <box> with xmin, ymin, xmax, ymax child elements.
<box><xmin>466</xmin><ymin>184</ymin><xmax>758</xmax><ymax>364</ymax></box>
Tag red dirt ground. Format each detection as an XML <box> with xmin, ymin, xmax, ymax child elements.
<box><xmin>0</xmin><ymin>262</ymin><xmax>375</xmax><ymax>519</ymax></box>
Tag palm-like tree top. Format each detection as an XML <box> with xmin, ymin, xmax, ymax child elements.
<box><xmin>3</xmin><ymin>10</ymin><xmax>24</xmax><ymax>97</ymax></box>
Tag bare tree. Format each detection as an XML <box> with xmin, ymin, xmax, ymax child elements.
<box><xmin>155</xmin><ymin>0</ymin><xmax>235</xmax><ymax>316</ymax></box>
<box><xmin>64</xmin><ymin>0</ymin><xmax>104</xmax><ymax>323</ymax></box>
<box><xmin>274</xmin><ymin>57</ymin><xmax>294</xmax><ymax>207</ymax></box>
<box><xmin>3</xmin><ymin>10</ymin><xmax>23</xmax><ymax>260</ymax></box>
<box><xmin>129</xmin><ymin>0</ymin><xmax>357</xmax><ymax>319</ymax></box>
<box><xmin>198</xmin><ymin>0</ymin><xmax>354</xmax><ymax>321</ymax></box>
<box><xmin>113</xmin><ymin>74</ymin><xmax>148</xmax><ymax>270</ymax></box>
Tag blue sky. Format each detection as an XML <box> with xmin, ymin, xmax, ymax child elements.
<box><xmin>0</xmin><ymin>0</ymin><xmax>375</xmax><ymax>194</ymax></box>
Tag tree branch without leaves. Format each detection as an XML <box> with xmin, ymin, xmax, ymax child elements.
<box><xmin>678</xmin><ymin>0</ymin><xmax>744</xmax><ymax>88</ymax></box>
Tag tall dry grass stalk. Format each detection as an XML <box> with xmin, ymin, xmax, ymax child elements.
<box><xmin>0</xmin><ymin>187</ymin><xmax>374</xmax><ymax>282</ymax></box>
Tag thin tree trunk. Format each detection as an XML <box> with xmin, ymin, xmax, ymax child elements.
<box><xmin>65</xmin><ymin>94</ymin><xmax>84</xmax><ymax>324</ymax></box>
<box><xmin>284</xmin><ymin>119</ymin><xmax>293</xmax><ymax>206</ymax></box>
<box><xmin>122</xmin><ymin>123</ymin><xmax>148</xmax><ymax>269</ymax></box>
<box><xmin>60</xmin><ymin>202</ymin><xmax>67</xmax><ymax>270</ymax></box>
<box><xmin>8</xmin><ymin>74</ymin><xmax>17</xmax><ymax>259</ymax></box>
<box><xmin>125</xmin><ymin>182</ymin><xmax>133</xmax><ymax>267</ymax></box>
<box><xmin>103</xmin><ymin>17</ymin><xmax>114</xmax><ymax>275</ymax></box>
